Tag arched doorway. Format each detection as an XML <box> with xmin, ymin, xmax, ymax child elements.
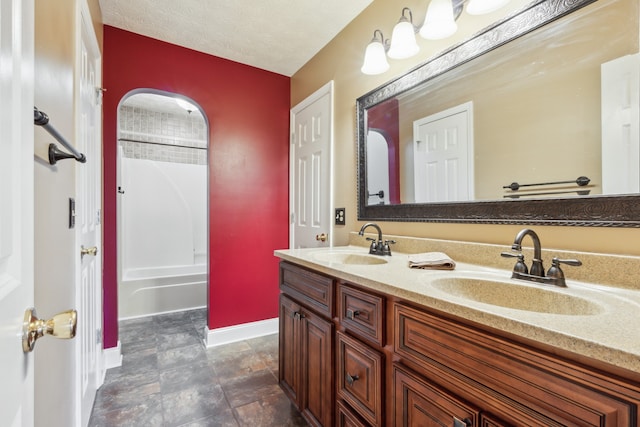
<box><xmin>116</xmin><ymin>90</ymin><xmax>209</xmax><ymax>320</ymax></box>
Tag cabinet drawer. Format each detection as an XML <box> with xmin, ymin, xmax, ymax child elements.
<box><xmin>280</xmin><ymin>261</ymin><xmax>334</xmax><ymax>318</ymax></box>
<box><xmin>337</xmin><ymin>283</ymin><xmax>384</xmax><ymax>346</ymax></box>
<box><xmin>394</xmin><ymin>303</ymin><xmax>637</xmax><ymax>426</ymax></box>
<box><xmin>337</xmin><ymin>331</ymin><xmax>383</xmax><ymax>427</ymax></box>
<box><xmin>393</xmin><ymin>363</ymin><xmax>480</xmax><ymax>427</ymax></box>
<box><xmin>336</xmin><ymin>400</ymin><xmax>368</xmax><ymax>427</ymax></box>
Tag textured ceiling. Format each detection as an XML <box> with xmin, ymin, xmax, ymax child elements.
<box><xmin>99</xmin><ymin>0</ymin><xmax>373</xmax><ymax>76</ymax></box>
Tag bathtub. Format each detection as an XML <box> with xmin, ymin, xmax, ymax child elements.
<box><xmin>118</xmin><ymin>264</ymin><xmax>207</xmax><ymax>319</ymax></box>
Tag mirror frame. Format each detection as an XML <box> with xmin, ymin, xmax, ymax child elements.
<box><xmin>357</xmin><ymin>0</ymin><xmax>640</xmax><ymax>227</ymax></box>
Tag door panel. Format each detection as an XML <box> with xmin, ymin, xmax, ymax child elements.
<box><xmin>291</xmin><ymin>82</ymin><xmax>333</xmax><ymax>248</ymax></box>
<box><xmin>414</xmin><ymin>102</ymin><xmax>474</xmax><ymax>202</ymax></box>
<box><xmin>601</xmin><ymin>53</ymin><xmax>640</xmax><ymax>194</ymax></box>
<box><xmin>0</xmin><ymin>0</ymin><xmax>35</xmax><ymax>425</ymax></box>
<box><xmin>77</xmin><ymin>8</ymin><xmax>103</xmax><ymax>426</ymax></box>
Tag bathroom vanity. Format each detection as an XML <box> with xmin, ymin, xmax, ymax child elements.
<box><xmin>275</xmin><ymin>235</ymin><xmax>640</xmax><ymax>427</ymax></box>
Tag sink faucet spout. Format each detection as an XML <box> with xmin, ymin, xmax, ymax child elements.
<box><xmin>511</xmin><ymin>228</ymin><xmax>544</xmax><ymax>277</ymax></box>
<box><xmin>358</xmin><ymin>222</ymin><xmax>382</xmax><ymax>241</ymax></box>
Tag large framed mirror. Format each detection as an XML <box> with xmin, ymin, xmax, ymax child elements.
<box><xmin>357</xmin><ymin>0</ymin><xmax>640</xmax><ymax>227</ymax></box>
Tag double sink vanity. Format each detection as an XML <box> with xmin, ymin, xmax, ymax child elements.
<box><xmin>275</xmin><ymin>231</ymin><xmax>640</xmax><ymax>426</ymax></box>
<box><xmin>277</xmin><ymin>0</ymin><xmax>640</xmax><ymax>423</ymax></box>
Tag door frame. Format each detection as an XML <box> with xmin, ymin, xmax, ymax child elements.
<box><xmin>289</xmin><ymin>81</ymin><xmax>334</xmax><ymax>248</ymax></box>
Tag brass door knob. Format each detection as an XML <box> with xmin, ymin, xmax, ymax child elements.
<box><xmin>80</xmin><ymin>245</ymin><xmax>98</xmax><ymax>260</ymax></box>
<box><xmin>22</xmin><ymin>308</ymin><xmax>77</xmax><ymax>353</ymax></box>
<box><xmin>315</xmin><ymin>233</ymin><xmax>327</xmax><ymax>242</ymax></box>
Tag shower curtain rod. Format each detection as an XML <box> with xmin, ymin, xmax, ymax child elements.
<box><xmin>118</xmin><ymin>138</ymin><xmax>207</xmax><ymax>150</ymax></box>
<box><xmin>34</xmin><ymin>107</ymin><xmax>86</xmax><ymax>164</ymax></box>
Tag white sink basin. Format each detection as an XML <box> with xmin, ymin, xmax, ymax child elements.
<box><xmin>431</xmin><ymin>277</ymin><xmax>604</xmax><ymax>315</ymax></box>
<box><xmin>312</xmin><ymin>251</ymin><xmax>388</xmax><ymax>265</ymax></box>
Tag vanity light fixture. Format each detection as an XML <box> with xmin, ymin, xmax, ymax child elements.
<box><xmin>466</xmin><ymin>0</ymin><xmax>511</xmax><ymax>15</ymax></box>
<box><xmin>420</xmin><ymin>0</ymin><xmax>458</xmax><ymax>40</ymax></box>
<box><xmin>361</xmin><ymin>29</ymin><xmax>390</xmax><ymax>75</ymax></box>
<box><xmin>361</xmin><ymin>0</ymin><xmax>511</xmax><ymax>75</ymax></box>
<box><xmin>387</xmin><ymin>8</ymin><xmax>420</xmax><ymax>59</ymax></box>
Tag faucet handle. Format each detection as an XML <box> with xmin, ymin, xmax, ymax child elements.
<box><xmin>546</xmin><ymin>257</ymin><xmax>582</xmax><ymax>285</ymax></box>
<box><xmin>381</xmin><ymin>240</ymin><xmax>396</xmax><ymax>256</ymax></box>
<box><xmin>552</xmin><ymin>257</ymin><xmax>582</xmax><ymax>267</ymax></box>
<box><xmin>366</xmin><ymin>237</ymin><xmax>379</xmax><ymax>254</ymax></box>
<box><xmin>501</xmin><ymin>251</ymin><xmax>528</xmax><ymax>274</ymax></box>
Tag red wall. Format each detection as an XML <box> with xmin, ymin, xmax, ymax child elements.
<box><xmin>102</xmin><ymin>26</ymin><xmax>290</xmax><ymax>348</ymax></box>
<box><xmin>367</xmin><ymin>99</ymin><xmax>400</xmax><ymax>204</ymax></box>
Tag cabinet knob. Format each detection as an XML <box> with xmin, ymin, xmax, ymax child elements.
<box><xmin>346</xmin><ymin>309</ymin><xmax>360</xmax><ymax>320</ymax></box>
<box><xmin>453</xmin><ymin>417</ymin><xmax>472</xmax><ymax>427</ymax></box>
<box><xmin>345</xmin><ymin>373</ymin><xmax>359</xmax><ymax>386</ymax></box>
<box><xmin>292</xmin><ymin>311</ymin><xmax>306</xmax><ymax>320</ymax></box>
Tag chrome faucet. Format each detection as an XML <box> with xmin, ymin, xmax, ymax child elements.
<box><xmin>501</xmin><ymin>228</ymin><xmax>581</xmax><ymax>287</ymax></box>
<box><xmin>358</xmin><ymin>222</ymin><xmax>395</xmax><ymax>256</ymax></box>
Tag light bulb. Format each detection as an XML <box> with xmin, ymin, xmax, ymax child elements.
<box><xmin>388</xmin><ymin>19</ymin><xmax>420</xmax><ymax>59</ymax></box>
<box><xmin>420</xmin><ymin>0</ymin><xmax>458</xmax><ymax>40</ymax></box>
<box><xmin>361</xmin><ymin>32</ymin><xmax>390</xmax><ymax>75</ymax></box>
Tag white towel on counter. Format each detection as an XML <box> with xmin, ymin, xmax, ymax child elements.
<box><xmin>408</xmin><ymin>252</ymin><xmax>456</xmax><ymax>270</ymax></box>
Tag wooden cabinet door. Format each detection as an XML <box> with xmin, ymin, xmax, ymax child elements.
<box><xmin>337</xmin><ymin>331</ymin><xmax>383</xmax><ymax>426</ymax></box>
<box><xmin>279</xmin><ymin>294</ymin><xmax>301</xmax><ymax>405</ymax></box>
<box><xmin>337</xmin><ymin>400</ymin><xmax>368</xmax><ymax>427</ymax></box>
<box><xmin>301</xmin><ymin>309</ymin><xmax>334</xmax><ymax>427</ymax></box>
<box><xmin>393</xmin><ymin>364</ymin><xmax>480</xmax><ymax>427</ymax></box>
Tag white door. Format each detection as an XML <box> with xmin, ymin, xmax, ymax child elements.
<box><xmin>290</xmin><ymin>81</ymin><xmax>333</xmax><ymax>248</ymax></box>
<box><xmin>413</xmin><ymin>102</ymin><xmax>474</xmax><ymax>202</ymax></box>
<box><xmin>0</xmin><ymin>0</ymin><xmax>35</xmax><ymax>426</ymax></box>
<box><xmin>601</xmin><ymin>53</ymin><xmax>640</xmax><ymax>195</ymax></box>
<box><xmin>76</xmin><ymin>6</ymin><xmax>103</xmax><ymax>426</ymax></box>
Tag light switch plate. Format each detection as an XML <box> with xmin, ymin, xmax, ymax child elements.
<box><xmin>335</xmin><ymin>208</ymin><xmax>345</xmax><ymax>225</ymax></box>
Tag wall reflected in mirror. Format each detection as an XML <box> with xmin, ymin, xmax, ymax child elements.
<box><xmin>364</xmin><ymin>0</ymin><xmax>639</xmax><ymax>206</ymax></box>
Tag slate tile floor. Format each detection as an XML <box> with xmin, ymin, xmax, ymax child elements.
<box><xmin>89</xmin><ymin>309</ymin><xmax>307</xmax><ymax>427</ymax></box>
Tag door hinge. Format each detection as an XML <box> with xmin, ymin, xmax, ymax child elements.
<box><xmin>95</xmin><ymin>87</ymin><xmax>105</xmax><ymax>106</ymax></box>
<box><xmin>290</xmin><ymin>212</ymin><xmax>295</xmax><ymax>224</ymax></box>
<box><xmin>96</xmin><ymin>209</ymin><xmax>101</xmax><ymax>225</ymax></box>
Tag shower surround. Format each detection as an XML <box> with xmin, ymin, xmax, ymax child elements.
<box><xmin>118</xmin><ymin>100</ymin><xmax>208</xmax><ymax>318</ymax></box>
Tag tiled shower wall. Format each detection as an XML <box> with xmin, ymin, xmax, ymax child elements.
<box><xmin>119</xmin><ymin>105</ymin><xmax>207</xmax><ymax>165</ymax></box>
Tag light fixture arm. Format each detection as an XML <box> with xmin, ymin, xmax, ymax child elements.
<box><xmin>371</xmin><ymin>29</ymin><xmax>388</xmax><ymax>48</ymax></box>
<box><xmin>400</xmin><ymin>7</ymin><xmax>415</xmax><ymax>27</ymax></box>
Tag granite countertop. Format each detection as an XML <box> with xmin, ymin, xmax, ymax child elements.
<box><xmin>275</xmin><ymin>243</ymin><xmax>640</xmax><ymax>374</ymax></box>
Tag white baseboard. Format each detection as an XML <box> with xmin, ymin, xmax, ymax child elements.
<box><xmin>103</xmin><ymin>341</ymin><xmax>123</xmax><ymax>370</ymax></box>
<box><xmin>204</xmin><ymin>317</ymin><xmax>279</xmax><ymax>348</ymax></box>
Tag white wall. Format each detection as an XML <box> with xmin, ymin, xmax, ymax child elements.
<box><xmin>120</xmin><ymin>158</ymin><xmax>207</xmax><ymax>271</ymax></box>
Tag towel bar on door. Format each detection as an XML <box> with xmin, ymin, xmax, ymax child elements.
<box><xmin>34</xmin><ymin>106</ymin><xmax>86</xmax><ymax>165</ymax></box>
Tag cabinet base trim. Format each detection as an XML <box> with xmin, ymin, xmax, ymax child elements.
<box><xmin>204</xmin><ymin>317</ymin><xmax>279</xmax><ymax>348</ymax></box>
